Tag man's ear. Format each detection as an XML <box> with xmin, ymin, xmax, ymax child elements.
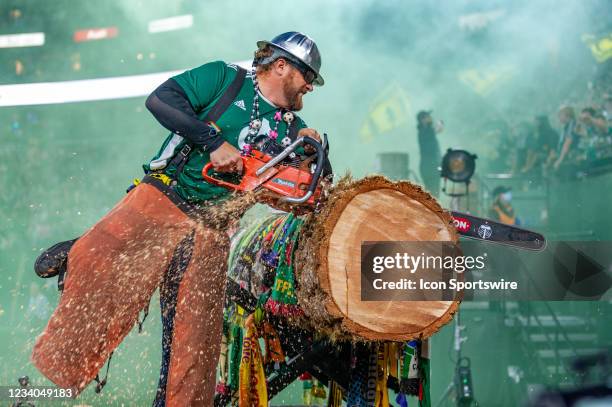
<box><xmin>273</xmin><ymin>58</ymin><xmax>290</xmax><ymax>77</ymax></box>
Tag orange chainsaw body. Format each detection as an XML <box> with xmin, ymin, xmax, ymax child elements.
<box><xmin>202</xmin><ymin>150</ymin><xmax>321</xmax><ymax>206</ymax></box>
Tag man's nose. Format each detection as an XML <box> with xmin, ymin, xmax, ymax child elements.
<box><xmin>305</xmin><ymin>83</ymin><xmax>314</xmax><ymax>93</ymax></box>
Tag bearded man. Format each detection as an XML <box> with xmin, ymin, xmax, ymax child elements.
<box><xmin>31</xmin><ymin>32</ymin><xmax>329</xmax><ymax>406</ymax></box>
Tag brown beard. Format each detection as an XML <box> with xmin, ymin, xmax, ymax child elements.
<box><xmin>283</xmin><ymin>77</ymin><xmax>303</xmax><ymax>111</ymax></box>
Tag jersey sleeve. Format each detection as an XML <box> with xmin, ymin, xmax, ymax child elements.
<box><xmin>172</xmin><ymin>61</ymin><xmax>229</xmax><ymax>113</ymax></box>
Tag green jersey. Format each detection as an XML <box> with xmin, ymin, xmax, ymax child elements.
<box><xmin>144</xmin><ymin>61</ymin><xmax>307</xmax><ymax>204</ymax></box>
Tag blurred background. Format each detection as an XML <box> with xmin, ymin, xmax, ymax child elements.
<box><xmin>0</xmin><ymin>0</ymin><xmax>611</xmax><ymax>405</ymax></box>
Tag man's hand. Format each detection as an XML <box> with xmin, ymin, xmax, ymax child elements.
<box><xmin>298</xmin><ymin>128</ymin><xmax>322</xmax><ymax>154</ymax></box>
<box><xmin>298</xmin><ymin>128</ymin><xmax>321</xmax><ymax>143</ymax></box>
<box><xmin>209</xmin><ymin>142</ymin><xmax>243</xmax><ymax>173</ymax></box>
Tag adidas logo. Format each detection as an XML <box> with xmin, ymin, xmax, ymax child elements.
<box><xmin>234</xmin><ymin>100</ymin><xmax>246</xmax><ymax>111</ymax></box>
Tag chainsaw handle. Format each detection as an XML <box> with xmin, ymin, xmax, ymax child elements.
<box><xmin>280</xmin><ymin>135</ymin><xmax>325</xmax><ymax>203</ymax></box>
<box><xmin>202</xmin><ymin>157</ymin><xmax>247</xmax><ymax>190</ymax></box>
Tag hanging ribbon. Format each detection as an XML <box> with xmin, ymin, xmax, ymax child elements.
<box><xmin>228</xmin><ymin>315</ymin><xmax>244</xmax><ymax>395</ymax></box>
<box><xmin>216</xmin><ymin>314</ymin><xmax>231</xmax><ymax>397</ymax></box>
<box><xmin>238</xmin><ymin>314</ymin><xmax>267</xmax><ymax>407</ymax></box>
<box><xmin>388</xmin><ymin>342</ymin><xmax>399</xmax><ymax>383</ymax></box>
<box><xmin>400</xmin><ymin>340</ymin><xmax>421</xmax><ymax>396</ymax></box>
<box><xmin>328</xmin><ymin>380</ymin><xmax>344</xmax><ymax>407</ymax></box>
<box><xmin>375</xmin><ymin>343</ymin><xmax>390</xmax><ymax>407</ymax></box>
<box><xmin>346</xmin><ymin>342</ymin><xmax>380</xmax><ymax>407</ymax></box>
<box><xmin>263</xmin><ymin>321</ymin><xmax>285</xmax><ymax>367</ymax></box>
<box><xmin>347</xmin><ymin>343</ymin><xmax>369</xmax><ymax>406</ymax></box>
<box><xmin>419</xmin><ymin>339</ymin><xmax>431</xmax><ymax>407</ymax></box>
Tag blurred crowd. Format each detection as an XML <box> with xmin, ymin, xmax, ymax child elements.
<box><xmin>488</xmin><ymin>92</ymin><xmax>612</xmax><ymax>179</ymax></box>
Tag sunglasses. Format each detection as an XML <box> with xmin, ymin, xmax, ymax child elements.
<box><xmin>286</xmin><ymin>59</ymin><xmax>317</xmax><ymax>85</ymax></box>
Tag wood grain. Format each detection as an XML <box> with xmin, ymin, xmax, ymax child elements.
<box><xmin>296</xmin><ymin>176</ymin><xmax>461</xmax><ymax>341</ymax></box>
<box><xmin>327</xmin><ymin>189</ymin><xmax>456</xmax><ymax>340</ymax></box>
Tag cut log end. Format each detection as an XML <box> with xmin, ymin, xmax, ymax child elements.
<box><xmin>296</xmin><ymin>175</ymin><xmax>460</xmax><ymax>341</ymax></box>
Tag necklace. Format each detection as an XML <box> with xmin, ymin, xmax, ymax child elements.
<box><xmin>244</xmin><ymin>62</ymin><xmax>295</xmax><ymax>154</ymax></box>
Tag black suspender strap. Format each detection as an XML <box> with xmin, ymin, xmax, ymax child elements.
<box><xmin>169</xmin><ymin>67</ymin><xmax>247</xmax><ymax>179</ymax></box>
<box><xmin>204</xmin><ymin>67</ymin><xmax>246</xmax><ymax>123</ymax></box>
<box><xmin>170</xmin><ymin>143</ymin><xmax>192</xmax><ymax>179</ymax></box>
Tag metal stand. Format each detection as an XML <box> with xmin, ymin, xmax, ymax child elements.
<box><xmin>435</xmin><ymin>311</ymin><xmax>473</xmax><ymax>407</ymax></box>
<box><xmin>443</xmin><ymin>178</ymin><xmax>470</xmax><ymax>212</ymax></box>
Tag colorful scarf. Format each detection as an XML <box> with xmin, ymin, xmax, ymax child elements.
<box><xmin>228</xmin><ymin>317</ymin><xmax>244</xmax><ymax>395</ymax></box>
<box><xmin>266</xmin><ymin>214</ymin><xmax>304</xmax><ymax>316</ymax></box>
<box><xmin>400</xmin><ymin>340</ymin><xmax>421</xmax><ymax>396</ymax></box>
<box><xmin>347</xmin><ymin>343</ymin><xmax>379</xmax><ymax>407</ymax></box>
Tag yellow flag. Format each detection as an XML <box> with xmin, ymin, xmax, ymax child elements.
<box><xmin>458</xmin><ymin>65</ymin><xmax>517</xmax><ymax>96</ymax></box>
<box><xmin>360</xmin><ymin>84</ymin><xmax>411</xmax><ymax>142</ymax></box>
<box><xmin>582</xmin><ymin>33</ymin><xmax>612</xmax><ymax>63</ymax></box>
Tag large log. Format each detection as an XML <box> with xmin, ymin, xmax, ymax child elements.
<box><xmin>294</xmin><ymin>175</ymin><xmax>460</xmax><ymax>341</ymax></box>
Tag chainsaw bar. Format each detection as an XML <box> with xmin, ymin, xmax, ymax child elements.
<box><xmin>451</xmin><ymin>211</ymin><xmax>546</xmax><ymax>251</ymax></box>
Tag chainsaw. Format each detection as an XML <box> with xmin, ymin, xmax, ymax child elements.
<box><xmin>202</xmin><ymin>134</ymin><xmax>327</xmax><ymax>208</ymax></box>
<box><xmin>34</xmin><ymin>212</ymin><xmax>547</xmax><ymax>295</ymax></box>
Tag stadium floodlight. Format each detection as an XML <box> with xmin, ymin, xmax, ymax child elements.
<box><xmin>148</xmin><ymin>15</ymin><xmax>193</xmax><ymax>33</ymax></box>
<box><xmin>0</xmin><ymin>61</ymin><xmax>251</xmax><ymax>107</ymax></box>
<box><xmin>0</xmin><ymin>32</ymin><xmax>45</xmax><ymax>48</ymax></box>
<box><xmin>0</xmin><ymin>71</ymin><xmax>181</xmax><ymax>106</ymax></box>
<box><xmin>441</xmin><ymin>148</ymin><xmax>477</xmax><ymax>183</ymax></box>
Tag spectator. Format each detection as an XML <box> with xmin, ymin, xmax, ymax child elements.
<box><xmin>577</xmin><ymin>107</ymin><xmax>608</xmax><ymax>137</ymax></box>
<box><xmin>550</xmin><ymin>106</ymin><xmax>579</xmax><ymax>172</ymax></box>
<box><xmin>521</xmin><ymin>115</ymin><xmax>558</xmax><ymax>174</ymax></box>
<box><xmin>513</xmin><ymin>121</ymin><xmax>534</xmax><ymax>174</ymax></box>
<box><xmin>602</xmin><ymin>93</ymin><xmax>612</xmax><ymax>124</ymax></box>
<box><xmin>488</xmin><ymin>186</ymin><xmax>520</xmax><ymax>225</ymax></box>
<box><xmin>417</xmin><ymin>110</ymin><xmax>442</xmax><ymax>197</ymax></box>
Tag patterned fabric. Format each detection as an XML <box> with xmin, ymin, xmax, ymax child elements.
<box><xmin>228</xmin><ymin>213</ymin><xmax>305</xmax><ymax>316</ymax></box>
<box><xmin>347</xmin><ymin>343</ymin><xmax>378</xmax><ymax>407</ymax></box>
<box><xmin>266</xmin><ymin>214</ymin><xmax>304</xmax><ymax>316</ymax></box>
